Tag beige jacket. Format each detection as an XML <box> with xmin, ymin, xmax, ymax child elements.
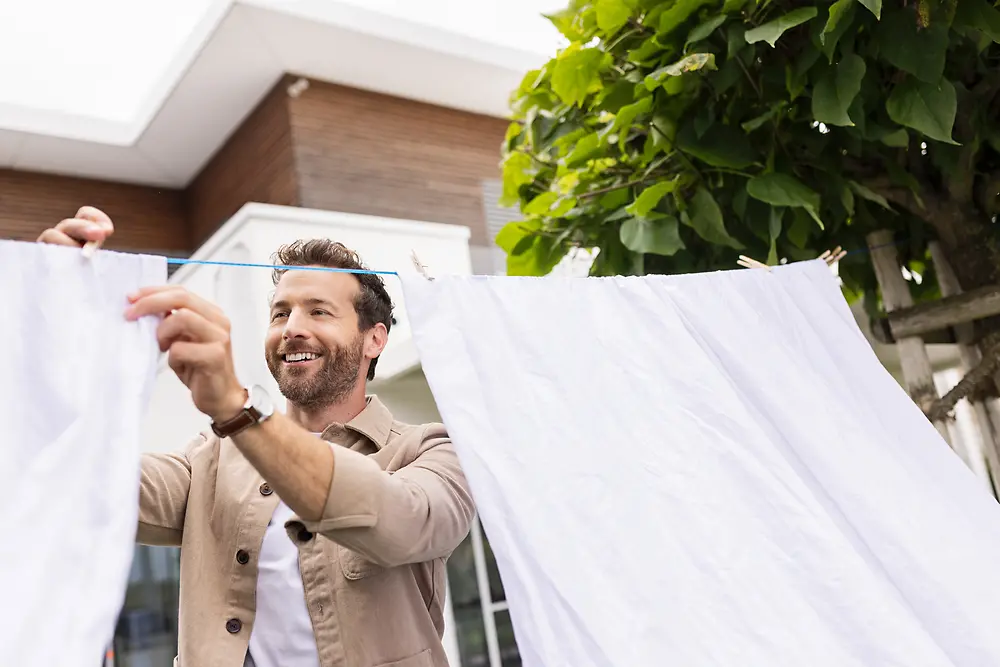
<box><xmin>138</xmin><ymin>396</ymin><xmax>475</xmax><ymax>667</ymax></box>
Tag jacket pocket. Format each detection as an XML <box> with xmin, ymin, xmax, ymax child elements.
<box><xmin>375</xmin><ymin>648</ymin><xmax>432</xmax><ymax>667</ymax></box>
<box><xmin>338</xmin><ymin>546</ymin><xmax>384</xmax><ymax>581</ymax></box>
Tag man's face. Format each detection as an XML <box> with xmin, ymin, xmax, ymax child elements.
<box><xmin>264</xmin><ymin>269</ymin><xmax>369</xmax><ymax>408</ymax></box>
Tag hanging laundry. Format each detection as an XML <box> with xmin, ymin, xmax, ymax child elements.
<box><xmin>402</xmin><ymin>261</ymin><xmax>1000</xmax><ymax>667</ymax></box>
<box><xmin>0</xmin><ymin>241</ymin><xmax>164</xmax><ymax>666</ymax></box>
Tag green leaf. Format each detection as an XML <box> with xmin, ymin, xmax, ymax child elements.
<box><xmin>644</xmin><ymin>53</ymin><xmax>717</xmax><ymax>90</ymax></box>
<box><xmin>495</xmin><ymin>219</ymin><xmax>541</xmax><ymax>254</ymax></box>
<box><xmin>611</xmin><ymin>97</ymin><xmax>653</xmax><ymax>136</ymax></box>
<box><xmin>848</xmin><ymin>181</ymin><xmax>892</xmax><ymax>210</ymax></box>
<box><xmin>544</xmin><ymin>4</ymin><xmax>595</xmax><ymax>41</ymax></box>
<box><xmin>658</xmin><ymin>0</ymin><xmax>714</xmax><ymax>36</ymax></box>
<box><xmin>507</xmin><ymin>236</ymin><xmax>568</xmax><ymax>276</ymax></box>
<box><xmin>822</xmin><ymin>0</ymin><xmax>853</xmax><ymax>44</ymax></box>
<box><xmin>746</xmin><ymin>173</ymin><xmax>824</xmax><ymax>228</ymax></box>
<box><xmin>811</xmin><ymin>54</ymin><xmax>866</xmax><ymax>127</ymax></box>
<box><xmin>596</xmin><ymin>0</ymin><xmax>632</xmax><ymax>34</ymax></box>
<box><xmin>742</xmin><ymin>106</ymin><xmax>779</xmax><ymax>132</ymax></box>
<box><xmin>886</xmin><ymin>77</ymin><xmax>958</xmax><ymax>145</ymax></box>
<box><xmin>954</xmin><ymin>0</ymin><xmax>1000</xmax><ymax>43</ymax></box>
<box><xmin>500</xmin><ymin>152</ymin><xmax>535</xmax><ymax>206</ymax></box>
<box><xmin>565</xmin><ymin>132</ymin><xmax>603</xmax><ymax>167</ymax></box>
<box><xmin>787</xmin><ymin>209</ymin><xmax>814</xmax><ymax>248</ymax></box>
<box><xmin>878</xmin><ymin>8</ymin><xmax>949</xmax><ymax>83</ymax></box>
<box><xmin>552</xmin><ymin>47</ymin><xmax>605</xmax><ymax>106</ymax></box>
<box><xmin>620</xmin><ymin>215</ymin><xmax>685</xmax><ymax>255</ymax></box>
<box><xmin>858</xmin><ymin>0</ymin><xmax>881</xmax><ymax>19</ymax></box>
<box><xmin>626</xmin><ymin>181</ymin><xmax>676</xmax><ymax>217</ymax></box>
<box><xmin>745</xmin><ymin>7</ymin><xmax>818</xmax><ymax>48</ymax></box>
<box><xmin>684</xmin><ymin>187</ymin><xmax>745</xmax><ymax>248</ymax></box>
<box><xmin>686</xmin><ymin>15</ymin><xmax>727</xmax><ymax>48</ymax></box>
<box><xmin>767</xmin><ymin>207</ymin><xmax>783</xmax><ymax>265</ymax></box>
<box><xmin>676</xmin><ymin>122</ymin><xmax>756</xmax><ymax>168</ymax></box>
<box><xmin>820</xmin><ymin>0</ymin><xmax>856</xmax><ymax>62</ymax></box>
<box><xmin>880</xmin><ymin>128</ymin><xmax>909</xmax><ymax>147</ymax></box>
<box><xmin>522</xmin><ymin>192</ymin><xmax>576</xmax><ymax>217</ymax></box>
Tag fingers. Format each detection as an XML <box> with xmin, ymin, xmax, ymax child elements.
<box><xmin>126</xmin><ymin>286</ymin><xmax>229</xmax><ymax>329</ymax></box>
<box><xmin>36</xmin><ymin>207</ymin><xmax>115</xmax><ymax>247</ymax></box>
<box><xmin>36</xmin><ymin>227</ymin><xmax>86</xmax><ymax>247</ymax></box>
<box><xmin>155</xmin><ymin>308</ymin><xmax>227</xmax><ymax>352</ymax></box>
<box><xmin>167</xmin><ymin>341</ymin><xmax>224</xmax><ymax>373</ymax></box>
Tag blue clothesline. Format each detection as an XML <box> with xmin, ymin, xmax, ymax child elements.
<box><xmin>165</xmin><ymin>257</ymin><xmax>399</xmax><ymax>276</ymax></box>
<box><xmin>161</xmin><ymin>238</ymin><xmax>906</xmax><ymax>276</ymax></box>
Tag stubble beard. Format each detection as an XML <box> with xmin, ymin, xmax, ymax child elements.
<box><xmin>266</xmin><ymin>334</ymin><xmax>365</xmax><ymax>409</ymax></box>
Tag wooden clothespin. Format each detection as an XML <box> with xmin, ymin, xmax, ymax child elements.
<box><xmin>736</xmin><ymin>255</ymin><xmax>773</xmax><ymax>271</ymax></box>
<box><xmin>410</xmin><ymin>250</ymin><xmax>434</xmax><ymax>281</ymax></box>
<box><xmin>81</xmin><ymin>239</ymin><xmax>102</xmax><ymax>259</ymax></box>
<box><xmin>819</xmin><ymin>246</ymin><xmax>846</xmax><ymax>265</ymax></box>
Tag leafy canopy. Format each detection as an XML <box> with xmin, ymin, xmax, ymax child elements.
<box><xmin>498</xmin><ymin>0</ymin><xmax>1000</xmax><ymax>311</ymax></box>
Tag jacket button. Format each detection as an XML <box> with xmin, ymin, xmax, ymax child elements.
<box><xmin>235</xmin><ymin>549</ymin><xmax>250</xmax><ymax>565</ymax></box>
<box><xmin>298</xmin><ymin>529</ymin><xmax>314</xmax><ymax>542</ymax></box>
<box><xmin>226</xmin><ymin>618</ymin><xmax>242</xmax><ymax>634</ymax></box>
<box><xmin>259</xmin><ymin>483</ymin><xmax>272</xmax><ymax>496</ymax></box>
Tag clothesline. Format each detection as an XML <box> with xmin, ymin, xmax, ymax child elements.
<box><xmin>159</xmin><ymin>237</ymin><xmax>907</xmax><ymax>277</ymax></box>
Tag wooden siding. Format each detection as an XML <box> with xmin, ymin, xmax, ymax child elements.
<box><xmin>0</xmin><ymin>75</ymin><xmax>509</xmax><ymax>254</ymax></box>
<box><xmin>0</xmin><ymin>169</ymin><xmax>188</xmax><ymax>252</ymax></box>
<box><xmin>289</xmin><ymin>81</ymin><xmax>507</xmax><ymax>245</ymax></box>
<box><xmin>185</xmin><ymin>76</ymin><xmax>300</xmax><ymax>247</ymax></box>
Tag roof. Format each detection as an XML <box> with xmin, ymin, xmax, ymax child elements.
<box><xmin>0</xmin><ymin>0</ymin><xmax>553</xmax><ymax>188</ymax></box>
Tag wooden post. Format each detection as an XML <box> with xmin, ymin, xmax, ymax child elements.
<box><xmin>930</xmin><ymin>241</ymin><xmax>1000</xmax><ymax>497</ymax></box>
<box><xmin>867</xmin><ymin>230</ymin><xmax>952</xmax><ymax>445</ymax></box>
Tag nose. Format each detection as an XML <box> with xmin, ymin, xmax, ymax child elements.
<box><xmin>282</xmin><ymin>308</ymin><xmax>311</xmax><ymax>340</ymax></box>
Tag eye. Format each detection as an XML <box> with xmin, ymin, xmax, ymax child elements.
<box><xmin>312</xmin><ymin>309</ymin><xmax>330</xmax><ymax>317</ymax></box>
<box><xmin>270</xmin><ymin>311</ymin><xmax>288</xmax><ymax>322</ymax></box>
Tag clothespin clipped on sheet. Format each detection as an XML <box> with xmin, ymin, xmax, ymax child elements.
<box><xmin>81</xmin><ymin>239</ymin><xmax>102</xmax><ymax>260</ymax></box>
<box><xmin>736</xmin><ymin>255</ymin><xmax>772</xmax><ymax>271</ymax></box>
<box><xmin>819</xmin><ymin>246</ymin><xmax>846</xmax><ymax>265</ymax></box>
<box><xmin>410</xmin><ymin>250</ymin><xmax>434</xmax><ymax>281</ymax></box>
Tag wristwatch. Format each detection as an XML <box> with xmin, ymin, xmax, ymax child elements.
<box><xmin>211</xmin><ymin>384</ymin><xmax>275</xmax><ymax>438</ymax></box>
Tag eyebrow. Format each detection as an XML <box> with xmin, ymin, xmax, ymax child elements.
<box><xmin>270</xmin><ymin>297</ymin><xmax>337</xmax><ymax>311</ymax></box>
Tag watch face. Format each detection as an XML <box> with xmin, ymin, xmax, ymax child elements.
<box><xmin>249</xmin><ymin>385</ymin><xmax>275</xmax><ymax>418</ymax></box>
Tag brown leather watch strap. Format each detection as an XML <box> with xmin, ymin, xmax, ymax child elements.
<box><xmin>211</xmin><ymin>406</ymin><xmax>261</xmax><ymax>438</ymax></box>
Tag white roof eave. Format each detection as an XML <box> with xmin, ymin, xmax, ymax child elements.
<box><xmin>0</xmin><ymin>0</ymin><xmax>546</xmax><ymax>188</ymax></box>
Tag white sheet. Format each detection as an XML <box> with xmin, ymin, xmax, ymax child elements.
<box><xmin>0</xmin><ymin>241</ymin><xmax>164</xmax><ymax>666</ymax></box>
<box><xmin>402</xmin><ymin>261</ymin><xmax>1000</xmax><ymax>667</ymax></box>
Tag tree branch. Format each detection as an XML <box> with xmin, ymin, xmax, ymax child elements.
<box><xmin>926</xmin><ymin>340</ymin><xmax>1000</xmax><ymax>422</ymax></box>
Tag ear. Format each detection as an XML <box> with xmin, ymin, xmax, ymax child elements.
<box><xmin>364</xmin><ymin>322</ymin><xmax>388</xmax><ymax>361</ymax></box>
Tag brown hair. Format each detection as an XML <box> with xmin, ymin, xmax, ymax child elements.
<box><xmin>271</xmin><ymin>239</ymin><xmax>393</xmax><ymax>381</ymax></box>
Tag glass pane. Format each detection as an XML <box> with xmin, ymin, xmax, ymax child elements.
<box><xmin>112</xmin><ymin>545</ymin><xmax>180</xmax><ymax>667</ymax></box>
<box><xmin>446</xmin><ymin>533</ymin><xmax>488</xmax><ymax>667</ymax></box>
<box><xmin>494</xmin><ymin>610</ymin><xmax>522</xmax><ymax>667</ymax></box>
<box><xmin>482</xmin><ymin>529</ymin><xmax>505</xmax><ymax>602</ymax></box>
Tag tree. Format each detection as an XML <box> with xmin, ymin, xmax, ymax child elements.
<box><xmin>497</xmin><ymin>0</ymin><xmax>1000</xmax><ymax>323</ymax></box>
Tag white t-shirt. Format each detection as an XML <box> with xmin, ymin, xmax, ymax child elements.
<box><xmin>246</xmin><ymin>436</ymin><xmax>324</xmax><ymax>667</ymax></box>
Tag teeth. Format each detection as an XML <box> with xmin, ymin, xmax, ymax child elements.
<box><xmin>285</xmin><ymin>352</ymin><xmax>319</xmax><ymax>362</ymax></box>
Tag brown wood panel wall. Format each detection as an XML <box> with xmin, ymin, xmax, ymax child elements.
<box><xmin>185</xmin><ymin>76</ymin><xmax>300</xmax><ymax>248</ymax></box>
<box><xmin>288</xmin><ymin>81</ymin><xmax>507</xmax><ymax>245</ymax></box>
<box><xmin>0</xmin><ymin>75</ymin><xmax>509</xmax><ymax>255</ymax></box>
<box><xmin>0</xmin><ymin>169</ymin><xmax>188</xmax><ymax>252</ymax></box>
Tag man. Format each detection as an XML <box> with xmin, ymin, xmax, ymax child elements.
<box><xmin>38</xmin><ymin>207</ymin><xmax>475</xmax><ymax>667</ymax></box>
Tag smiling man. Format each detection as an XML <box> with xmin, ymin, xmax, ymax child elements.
<box><xmin>37</xmin><ymin>207</ymin><xmax>475</xmax><ymax>667</ymax></box>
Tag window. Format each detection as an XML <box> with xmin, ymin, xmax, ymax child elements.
<box><xmin>446</xmin><ymin>519</ymin><xmax>521</xmax><ymax>667</ymax></box>
<box><xmin>108</xmin><ymin>545</ymin><xmax>180</xmax><ymax>667</ymax></box>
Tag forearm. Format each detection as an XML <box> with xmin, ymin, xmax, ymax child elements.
<box><xmin>230</xmin><ymin>412</ymin><xmax>334</xmax><ymax>521</ymax></box>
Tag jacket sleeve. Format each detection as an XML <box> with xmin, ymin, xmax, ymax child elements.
<box><xmin>300</xmin><ymin>424</ymin><xmax>475</xmax><ymax>568</ymax></box>
<box><xmin>136</xmin><ymin>433</ymin><xmax>204</xmax><ymax>547</ymax></box>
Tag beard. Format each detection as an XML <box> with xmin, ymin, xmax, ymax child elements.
<box><xmin>266</xmin><ymin>334</ymin><xmax>365</xmax><ymax>408</ymax></box>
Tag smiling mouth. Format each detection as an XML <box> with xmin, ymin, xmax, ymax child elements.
<box><xmin>282</xmin><ymin>352</ymin><xmax>322</xmax><ymax>364</ymax></box>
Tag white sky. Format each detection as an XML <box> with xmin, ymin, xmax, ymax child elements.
<box><xmin>0</xmin><ymin>0</ymin><xmax>564</xmax><ymax>122</ymax></box>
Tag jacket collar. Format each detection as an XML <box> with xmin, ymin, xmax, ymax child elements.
<box><xmin>322</xmin><ymin>395</ymin><xmax>393</xmax><ymax>450</ymax></box>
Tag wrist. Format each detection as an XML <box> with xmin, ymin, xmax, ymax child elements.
<box><xmin>212</xmin><ymin>386</ymin><xmax>248</xmax><ymax>424</ymax></box>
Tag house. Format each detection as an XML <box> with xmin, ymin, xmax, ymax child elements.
<box><xmin>0</xmin><ymin>1</ymin><xmax>557</xmax><ymax>665</ymax></box>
